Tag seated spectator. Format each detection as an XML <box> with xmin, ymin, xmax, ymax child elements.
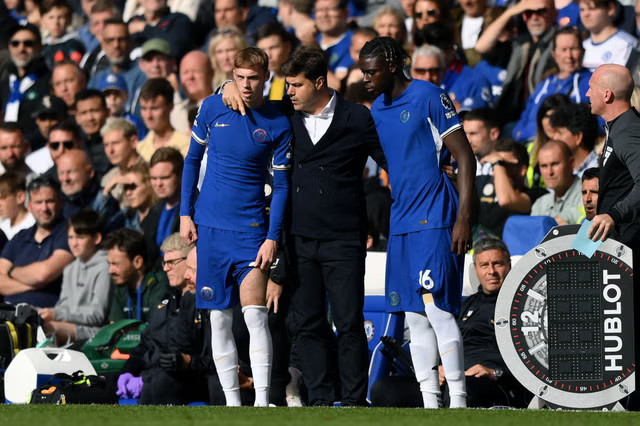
<box><xmin>51</xmin><ymin>60</ymin><xmax>87</xmax><ymax>113</ymax></box>
<box><xmin>461</xmin><ymin>108</ymin><xmax>500</xmax><ymax>175</ymax></box>
<box><xmin>0</xmin><ymin>172</ymin><xmax>35</xmax><ymax>239</ymax></box>
<box><xmin>344</xmin><ymin>27</ymin><xmax>378</xmax><ymax>90</ymax></box>
<box><xmin>100</xmin><ymin>118</ymin><xmax>145</xmax><ymax>209</ymax></box>
<box><xmin>372</xmin><ymin>7</ymin><xmax>406</xmax><ymax>47</ymax></box>
<box><xmin>25</xmin><ymin>118</ymin><xmax>83</xmax><ymax>178</ymax></box>
<box><xmin>75</xmin><ymin>89</ymin><xmax>111</xmax><ymax>179</ymax></box>
<box><xmin>531</xmin><ymin>140</ymin><xmax>583</xmax><ymax>225</ymax></box>
<box><xmin>581</xmin><ymin>167</ymin><xmax>599</xmax><ymax>221</ymax></box>
<box><xmin>127</xmin><ymin>0</ymin><xmax>193</xmax><ymax>59</ymax></box>
<box><xmin>57</xmin><ymin>149</ymin><xmax>120</xmax><ymax>223</ymax></box>
<box><xmin>410</xmin><ymin>40</ymin><xmax>492</xmax><ymax>111</ymax></box>
<box><xmin>1</xmin><ymin>23</ymin><xmax>51</xmax><ymax>144</ymax></box>
<box><xmin>98</xmin><ymin>73</ymin><xmax>147</xmax><ymax>139</ymax></box>
<box><xmin>137</xmin><ymin>78</ymin><xmax>189</xmax><ymax>161</ymax></box>
<box><xmin>77</xmin><ymin>0</ymin><xmax>118</xmax><ymax>55</ymax></box>
<box><xmin>277</xmin><ymin>0</ymin><xmax>316</xmax><ymax>46</ymax></box>
<box><xmin>208</xmin><ymin>27</ymin><xmax>249</xmax><ymax>90</ymax></box>
<box><xmin>548</xmin><ymin>103</ymin><xmax>599</xmax><ymax>177</ymax></box>
<box><xmin>255</xmin><ymin>23</ymin><xmax>294</xmax><ymax>102</ymax></box>
<box><xmin>315</xmin><ymin>0</ymin><xmax>356</xmax><ymax>89</ymax></box>
<box><xmin>29</xmin><ymin>94</ymin><xmax>68</xmax><ymax>152</ymax></box>
<box><xmin>170</xmin><ymin>51</ymin><xmax>214</xmax><ymax>135</ymax></box>
<box><xmin>411</xmin><ymin>0</ymin><xmax>448</xmax><ymax>44</ymax></box>
<box><xmin>38</xmin><ymin>209</ymin><xmax>111</xmax><ymax>344</ymax></box>
<box><xmin>204</xmin><ymin>0</ymin><xmax>276</xmax><ymax>47</ymax></box>
<box><xmin>0</xmin><ymin>176</ymin><xmax>74</xmax><ymax>307</ymax></box>
<box><xmin>451</xmin><ymin>0</ymin><xmax>503</xmax><ymax>67</ymax></box>
<box><xmin>123</xmin><ymin>0</ymin><xmax>203</xmax><ymax>22</ymax></box>
<box><xmin>116</xmin><ymin>242</ymin><xmax>221</xmax><ymax>405</ymax></box>
<box><xmin>122</xmin><ymin>162</ymin><xmax>157</xmax><ymax>232</ymax></box>
<box><xmin>512</xmin><ymin>27</ymin><xmax>591</xmax><ymax>143</ymax></box>
<box><xmin>143</xmin><ymin>147</ymin><xmax>182</xmax><ymax>265</ymax></box>
<box><xmin>39</xmin><ymin>0</ymin><xmax>85</xmax><ymax>69</ymax></box>
<box><xmin>105</xmin><ymin>227</ymin><xmax>168</xmax><ymax>322</ymax></box>
<box><xmin>580</xmin><ymin>0</ymin><xmax>637</xmax><ymax>71</ymax></box>
<box><xmin>0</xmin><ymin>122</ymin><xmax>33</xmax><ymax>177</ymax></box>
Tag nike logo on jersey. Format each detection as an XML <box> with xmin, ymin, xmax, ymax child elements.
<box><xmin>215</xmin><ymin>122</ymin><xmax>230</xmax><ymax>127</ymax></box>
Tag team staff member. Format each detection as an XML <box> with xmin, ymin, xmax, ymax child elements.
<box><xmin>585</xmin><ymin>64</ymin><xmax>640</xmax><ymax>407</ymax></box>
<box><xmin>359</xmin><ymin>37</ymin><xmax>476</xmax><ymax>409</ymax></box>
<box><xmin>180</xmin><ymin>47</ymin><xmax>292</xmax><ymax>407</ymax></box>
<box><xmin>222</xmin><ymin>47</ymin><xmax>387</xmax><ymax>406</ymax></box>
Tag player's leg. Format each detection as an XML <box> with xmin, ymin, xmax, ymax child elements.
<box><xmin>210</xmin><ymin>308</ymin><xmax>241</xmax><ymax>406</ymax></box>
<box><xmin>405</xmin><ymin>310</ymin><xmax>441</xmax><ymax>408</ymax></box>
<box><xmin>240</xmin><ymin>267</ymin><xmax>271</xmax><ymax>407</ymax></box>
<box><xmin>425</xmin><ymin>301</ymin><xmax>466</xmax><ymax>408</ymax></box>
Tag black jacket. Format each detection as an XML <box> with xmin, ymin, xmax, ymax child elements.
<box><xmin>598</xmin><ymin>107</ymin><xmax>640</xmax><ymax>245</ymax></box>
<box><xmin>140</xmin><ymin>200</ymin><xmax>180</xmax><ymax>268</ymax></box>
<box><xmin>288</xmin><ymin>94</ymin><xmax>386</xmax><ymax>241</ymax></box>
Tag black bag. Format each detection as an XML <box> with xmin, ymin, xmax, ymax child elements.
<box><xmin>0</xmin><ymin>303</ymin><xmax>39</xmax><ymax>369</ymax></box>
<box><xmin>30</xmin><ymin>371</ymin><xmax>118</xmax><ymax>404</ymax></box>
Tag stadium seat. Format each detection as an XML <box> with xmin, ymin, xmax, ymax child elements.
<box><xmin>502</xmin><ymin>215</ymin><xmax>558</xmax><ymax>256</ymax></box>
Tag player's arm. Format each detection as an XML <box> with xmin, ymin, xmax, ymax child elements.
<box><xmin>180</xmin><ymin>101</ymin><xmax>210</xmax><ymax>244</ymax></box>
<box><xmin>443</xmin><ymin>128</ymin><xmax>476</xmax><ymax>255</ymax></box>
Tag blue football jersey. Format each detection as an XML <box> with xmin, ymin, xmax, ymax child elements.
<box><xmin>181</xmin><ymin>95</ymin><xmax>292</xmax><ymax>241</ymax></box>
<box><xmin>370</xmin><ymin>80</ymin><xmax>461</xmax><ymax>235</ymax></box>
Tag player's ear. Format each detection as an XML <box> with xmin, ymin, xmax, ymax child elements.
<box><xmin>315</xmin><ymin>76</ymin><xmax>325</xmax><ymax>90</ymax></box>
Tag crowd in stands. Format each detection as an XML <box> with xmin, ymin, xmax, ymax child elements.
<box><xmin>0</xmin><ymin>0</ymin><xmax>635</xmax><ymax>408</ymax></box>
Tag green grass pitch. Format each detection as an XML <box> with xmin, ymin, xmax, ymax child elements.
<box><xmin>1</xmin><ymin>405</ymin><xmax>640</xmax><ymax>426</ymax></box>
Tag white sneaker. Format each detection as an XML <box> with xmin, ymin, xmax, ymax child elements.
<box><xmin>285</xmin><ymin>367</ymin><xmax>304</xmax><ymax>407</ymax></box>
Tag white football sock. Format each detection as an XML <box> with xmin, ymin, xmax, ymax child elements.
<box><xmin>242</xmin><ymin>305</ymin><xmax>272</xmax><ymax>407</ymax></box>
<box><xmin>210</xmin><ymin>309</ymin><xmax>241</xmax><ymax>406</ymax></box>
<box><xmin>405</xmin><ymin>311</ymin><xmax>441</xmax><ymax>408</ymax></box>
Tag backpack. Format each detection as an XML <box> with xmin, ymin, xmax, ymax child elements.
<box><xmin>0</xmin><ymin>303</ymin><xmax>39</xmax><ymax>370</ymax></box>
<box><xmin>29</xmin><ymin>370</ymin><xmax>117</xmax><ymax>404</ymax></box>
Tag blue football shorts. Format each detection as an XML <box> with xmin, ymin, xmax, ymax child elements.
<box><xmin>385</xmin><ymin>228</ymin><xmax>463</xmax><ymax>316</ymax></box>
<box><xmin>195</xmin><ymin>225</ymin><xmax>265</xmax><ymax>310</ymax></box>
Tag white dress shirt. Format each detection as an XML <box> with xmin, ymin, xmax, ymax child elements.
<box><xmin>301</xmin><ymin>91</ymin><xmax>337</xmax><ymax>145</ymax></box>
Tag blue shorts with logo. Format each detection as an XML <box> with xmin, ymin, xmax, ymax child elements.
<box><xmin>195</xmin><ymin>225</ymin><xmax>264</xmax><ymax>310</ymax></box>
<box><xmin>385</xmin><ymin>228</ymin><xmax>463</xmax><ymax>316</ymax></box>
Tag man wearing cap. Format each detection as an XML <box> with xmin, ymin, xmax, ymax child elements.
<box><xmin>0</xmin><ymin>24</ymin><xmax>51</xmax><ymax>144</ymax></box>
<box><xmin>127</xmin><ymin>0</ymin><xmax>193</xmax><ymax>60</ymax></box>
<box><xmin>29</xmin><ymin>95</ymin><xmax>69</xmax><ymax>152</ymax></box>
<box><xmin>99</xmin><ymin>73</ymin><xmax>147</xmax><ymax>139</ymax></box>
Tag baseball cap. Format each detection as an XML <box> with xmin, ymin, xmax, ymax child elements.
<box><xmin>8</xmin><ymin>22</ymin><xmax>42</xmax><ymax>45</ymax></box>
<box><xmin>141</xmin><ymin>38</ymin><xmax>171</xmax><ymax>58</ymax></box>
<box><xmin>98</xmin><ymin>73</ymin><xmax>128</xmax><ymax>93</ymax></box>
<box><xmin>31</xmin><ymin>95</ymin><xmax>68</xmax><ymax>119</ymax></box>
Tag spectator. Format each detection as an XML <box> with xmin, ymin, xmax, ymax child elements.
<box><xmin>477</xmin><ymin>0</ymin><xmax>558</xmax><ymax>123</ymax></box>
<box><xmin>170</xmin><ymin>50</ymin><xmax>214</xmax><ymax>134</ymax></box>
<box><xmin>372</xmin><ymin>7</ymin><xmax>407</xmax><ymax>46</ymax></box>
<box><xmin>462</xmin><ymin>108</ymin><xmax>500</xmax><ymax>174</ymax></box>
<box><xmin>25</xmin><ymin>118</ymin><xmax>83</xmax><ymax>179</ymax></box>
<box><xmin>122</xmin><ymin>162</ymin><xmax>157</xmax><ymax>232</ymax></box>
<box><xmin>105</xmin><ymin>227</ymin><xmax>168</xmax><ymax>322</ymax></box>
<box><xmin>57</xmin><ymin>148</ymin><xmax>120</xmax><ymax>223</ymax></box>
<box><xmin>410</xmin><ymin>39</ymin><xmax>492</xmax><ymax>111</ymax></box>
<box><xmin>0</xmin><ymin>172</ymin><xmax>35</xmax><ymax>240</ymax></box>
<box><xmin>314</xmin><ymin>0</ymin><xmax>354</xmax><ymax>88</ymax></box>
<box><xmin>411</xmin><ymin>0</ymin><xmax>448</xmax><ymax>44</ymax></box>
<box><xmin>344</xmin><ymin>27</ymin><xmax>378</xmax><ymax>89</ymax></box>
<box><xmin>581</xmin><ymin>167</ymin><xmax>598</xmax><ymax>221</ymax></box>
<box><xmin>277</xmin><ymin>0</ymin><xmax>317</xmax><ymax>46</ymax></box>
<box><xmin>209</xmin><ymin>0</ymin><xmax>276</xmax><ymax>46</ymax></box>
<box><xmin>548</xmin><ymin>102</ymin><xmax>600</xmax><ymax>176</ymax></box>
<box><xmin>451</xmin><ymin>0</ymin><xmax>503</xmax><ymax>67</ymax></box>
<box><xmin>143</xmin><ymin>147</ymin><xmax>182</xmax><ymax>264</ymax></box>
<box><xmin>130</xmin><ymin>38</ymin><xmax>178</xmax><ymax>116</ymax></box>
<box><xmin>28</xmin><ymin>94</ymin><xmax>69</xmax><ymax>152</ymax></box>
<box><xmin>0</xmin><ymin>176</ymin><xmax>74</xmax><ymax>307</ymax></box>
<box><xmin>123</xmin><ymin>0</ymin><xmax>204</xmax><ymax>22</ymax></box>
<box><xmin>39</xmin><ymin>0</ymin><xmax>85</xmax><ymax>68</ymax></box>
<box><xmin>208</xmin><ymin>27</ymin><xmax>249</xmax><ymax>90</ymax></box>
<box><xmin>474</xmin><ymin>139</ymin><xmax>546</xmax><ymax>239</ymax></box>
<box><xmin>51</xmin><ymin>61</ymin><xmax>87</xmax><ymax>112</ymax></box>
<box><xmin>98</xmin><ymin>72</ymin><xmax>148</xmax><ymax>138</ymax></box>
<box><xmin>1</xmin><ymin>23</ymin><xmax>51</xmax><ymax>144</ymax></box>
<box><xmin>38</xmin><ymin>209</ymin><xmax>111</xmax><ymax>344</ymax></box>
<box><xmin>74</xmin><ymin>89</ymin><xmax>111</xmax><ymax>179</ymax></box>
<box><xmin>580</xmin><ymin>0</ymin><xmax>637</xmax><ymax>71</ymax></box>
<box><xmin>127</xmin><ymin>0</ymin><xmax>193</xmax><ymax>59</ymax></box>
<box><xmin>0</xmin><ymin>122</ymin><xmax>33</xmax><ymax>177</ymax></box>
<box><xmin>255</xmin><ymin>23</ymin><xmax>294</xmax><ymax>102</ymax></box>
<box><xmin>511</xmin><ymin>27</ymin><xmax>591</xmax><ymax>143</ymax></box>
<box><xmin>137</xmin><ymin>78</ymin><xmax>189</xmax><ymax>161</ymax></box>
<box><xmin>531</xmin><ymin>140</ymin><xmax>583</xmax><ymax>225</ymax></box>
<box><xmin>100</xmin><ymin>117</ymin><xmax>145</xmax><ymax>208</ymax></box>
<box><xmin>77</xmin><ymin>0</ymin><xmax>118</xmax><ymax>54</ymax></box>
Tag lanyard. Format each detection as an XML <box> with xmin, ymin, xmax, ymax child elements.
<box><xmin>126</xmin><ymin>283</ymin><xmax>143</xmax><ymax>320</ymax></box>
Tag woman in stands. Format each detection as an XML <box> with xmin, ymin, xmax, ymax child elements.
<box><xmin>122</xmin><ymin>162</ymin><xmax>157</xmax><ymax>232</ymax></box>
<box><xmin>208</xmin><ymin>27</ymin><xmax>249</xmax><ymax>89</ymax></box>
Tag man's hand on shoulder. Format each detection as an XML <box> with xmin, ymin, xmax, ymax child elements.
<box><xmin>221</xmin><ymin>81</ymin><xmax>246</xmax><ymax>116</ymax></box>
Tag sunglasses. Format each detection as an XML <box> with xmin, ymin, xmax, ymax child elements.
<box><xmin>414</xmin><ymin>10</ymin><xmax>439</xmax><ymax>19</ymax></box>
<box><xmin>523</xmin><ymin>8</ymin><xmax>548</xmax><ymax>18</ymax></box>
<box><xmin>123</xmin><ymin>182</ymin><xmax>138</xmax><ymax>191</ymax></box>
<box><xmin>10</xmin><ymin>39</ymin><xmax>36</xmax><ymax>48</ymax></box>
<box><xmin>49</xmin><ymin>140</ymin><xmax>74</xmax><ymax>150</ymax></box>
